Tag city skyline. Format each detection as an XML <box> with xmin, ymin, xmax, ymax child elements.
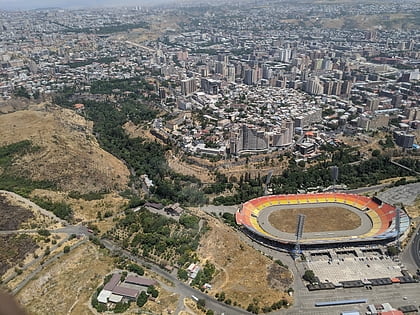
<box><xmin>0</xmin><ymin>0</ymin><xmax>170</xmax><ymax>10</ymax></box>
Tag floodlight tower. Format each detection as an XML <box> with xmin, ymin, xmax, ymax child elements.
<box><xmin>264</xmin><ymin>170</ymin><xmax>273</xmax><ymax>196</ymax></box>
<box><xmin>395</xmin><ymin>207</ymin><xmax>401</xmax><ymax>250</ymax></box>
<box><xmin>330</xmin><ymin>166</ymin><xmax>339</xmax><ymax>192</ymax></box>
<box><xmin>293</xmin><ymin>214</ymin><xmax>305</xmax><ymax>259</ymax></box>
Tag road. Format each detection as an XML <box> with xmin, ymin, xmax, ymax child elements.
<box><xmin>401</xmin><ymin>223</ymin><xmax>420</xmax><ymax>274</ymax></box>
<box><xmin>3</xmin><ymin>235</ymin><xmax>71</xmax><ymax>286</ymax></box>
<box><xmin>2</xmin><ymin>184</ymin><xmax>419</xmax><ymax>314</ymax></box>
<box><xmin>411</xmin><ymin>227</ymin><xmax>420</xmax><ymax>269</ymax></box>
<box><xmin>12</xmin><ymin>238</ymin><xmax>87</xmax><ymax>295</ymax></box>
<box><xmin>101</xmin><ymin>239</ymin><xmax>249</xmax><ymax>315</ymax></box>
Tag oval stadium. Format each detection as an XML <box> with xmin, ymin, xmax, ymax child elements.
<box><xmin>235</xmin><ymin>193</ymin><xmax>410</xmax><ymax>249</ymax></box>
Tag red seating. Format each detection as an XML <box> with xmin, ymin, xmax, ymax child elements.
<box><xmin>237</xmin><ymin>193</ymin><xmax>399</xmax><ymax>241</ymax></box>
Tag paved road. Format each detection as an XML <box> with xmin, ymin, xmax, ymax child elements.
<box><xmin>344</xmin><ymin>183</ymin><xmax>389</xmax><ymax>194</ymax></box>
<box><xmin>412</xmin><ymin>227</ymin><xmax>420</xmax><ymax>269</ymax></box>
<box><xmin>101</xmin><ymin>239</ymin><xmax>249</xmax><ymax>315</ymax></box>
<box><xmin>401</xmin><ymin>223</ymin><xmax>420</xmax><ymax>274</ymax></box>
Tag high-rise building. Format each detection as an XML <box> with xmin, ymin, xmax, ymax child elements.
<box><xmin>394</xmin><ymin>131</ymin><xmax>415</xmax><ymax>148</ymax></box>
<box><xmin>332</xmin><ymin>80</ymin><xmax>342</xmax><ymax>96</ymax></box>
<box><xmin>341</xmin><ymin>80</ymin><xmax>353</xmax><ymax>96</ymax></box>
<box><xmin>366</xmin><ymin>98</ymin><xmax>379</xmax><ymax>111</ymax></box>
<box><xmin>181</xmin><ymin>78</ymin><xmax>197</xmax><ymax>96</ymax></box>
<box><xmin>244</xmin><ymin>68</ymin><xmax>259</xmax><ymax>85</ymax></box>
<box><xmin>201</xmin><ymin>78</ymin><xmax>221</xmax><ymax>95</ymax></box>
<box><xmin>227</xmin><ymin>65</ymin><xmax>236</xmax><ymax>82</ymax></box>
<box><xmin>305</xmin><ymin>77</ymin><xmax>324</xmax><ymax>95</ymax></box>
<box><xmin>215</xmin><ymin>61</ymin><xmax>227</xmax><ymax>76</ymax></box>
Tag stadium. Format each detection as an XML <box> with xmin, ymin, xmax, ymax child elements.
<box><xmin>235</xmin><ymin>192</ymin><xmax>410</xmax><ymax>249</ymax></box>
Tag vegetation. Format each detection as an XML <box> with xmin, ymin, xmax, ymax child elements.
<box><xmin>179</xmin><ymin>214</ymin><xmax>200</xmax><ymax>230</ymax></box>
<box><xmin>147</xmin><ymin>285</ymin><xmax>159</xmax><ymax>298</ymax></box>
<box><xmin>191</xmin><ymin>261</ymin><xmax>216</xmax><ymax>288</ymax></box>
<box><xmin>213</xmin><ymin>146</ymin><xmax>418</xmax><ymax>205</ymax></box>
<box><xmin>127</xmin><ymin>263</ymin><xmax>144</xmax><ymax>276</ymax></box>
<box><xmin>109</xmin><ymin>208</ymin><xmax>204</xmax><ymax>265</ymax></box>
<box><xmin>0</xmin><ymin>234</ymin><xmax>37</xmax><ymax>276</ymax></box>
<box><xmin>386</xmin><ymin>245</ymin><xmax>400</xmax><ymax>256</ymax></box>
<box><xmin>68</xmin><ymin>57</ymin><xmax>117</xmax><ymax>68</ymax></box>
<box><xmin>177</xmin><ymin>268</ymin><xmax>188</xmax><ymax>281</ymax></box>
<box><xmin>379</xmin><ymin>135</ymin><xmax>395</xmax><ymax>149</ymax></box>
<box><xmin>136</xmin><ymin>291</ymin><xmax>148</xmax><ymax>307</ymax></box>
<box><xmin>113</xmin><ymin>301</ymin><xmax>131</xmax><ymax>313</ymax></box>
<box><xmin>221</xmin><ymin>212</ymin><xmax>236</xmax><ymax>227</ymax></box>
<box><xmin>68</xmin><ymin>191</ymin><xmax>106</xmax><ymax>201</ymax></box>
<box><xmin>63</xmin><ymin>246</ymin><xmax>71</xmax><ymax>253</ymax></box>
<box><xmin>0</xmin><ymin>141</ymin><xmax>55</xmax><ymax>197</ymax></box>
<box><xmin>0</xmin><ymin>194</ymin><xmax>34</xmax><ymax>230</ymax></box>
<box><xmin>303</xmin><ymin>270</ymin><xmax>317</xmax><ymax>283</ymax></box>
<box><xmin>31</xmin><ymin>196</ymin><xmax>73</xmax><ymax>221</ymax></box>
<box><xmin>91</xmin><ymin>288</ymin><xmax>107</xmax><ymax>312</ymax></box>
<box><xmin>274</xmin><ymin>259</ymin><xmax>288</xmax><ymax>269</ymax></box>
<box><xmin>54</xmin><ymin>80</ymin><xmax>207</xmax><ymax>206</ymax></box>
<box><xmin>56</xmin><ymin>21</ymin><xmax>149</xmax><ymax>34</ymax></box>
<box><xmin>14</xmin><ymin>86</ymin><xmax>31</xmax><ymax>99</ymax></box>
<box><xmin>37</xmin><ymin>229</ymin><xmax>51</xmax><ymax>237</ymax></box>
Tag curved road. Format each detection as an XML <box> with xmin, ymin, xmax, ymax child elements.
<box><xmin>411</xmin><ymin>228</ymin><xmax>420</xmax><ymax>269</ymax></box>
<box><xmin>401</xmin><ymin>223</ymin><xmax>420</xmax><ymax>274</ymax></box>
<box><xmin>101</xmin><ymin>239</ymin><xmax>250</xmax><ymax>315</ymax></box>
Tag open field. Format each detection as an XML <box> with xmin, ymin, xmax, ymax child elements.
<box><xmin>197</xmin><ymin>214</ymin><xmax>293</xmax><ymax>310</ymax></box>
<box><xmin>139</xmin><ymin>288</ymin><xmax>179</xmax><ymax>315</ymax></box>
<box><xmin>0</xmin><ymin>103</ymin><xmax>129</xmax><ymax>193</ymax></box>
<box><xmin>123</xmin><ymin>121</ymin><xmax>163</xmax><ymax>143</ymax></box>
<box><xmin>268</xmin><ymin>206</ymin><xmax>361</xmax><ymax>233</ymax></box>
<box><xmin>16</xmin><ymin>242</ymin><xmax>114</xmax><ymax>315</ymax></box>
<box><xmin>117</xmin><ymin>13</ymin><xmax>183</xmax><ymax>43</ymax></box>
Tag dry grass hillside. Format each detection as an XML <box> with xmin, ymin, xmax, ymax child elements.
<box><xmin>0</xmin><ymin>103</ymin><xmax>129</xmax><ymax>193</ymax></box>
<box><xmin>16</xmin><ymin>242</ymin><xmax>114</xmax><ymax>315</ymax></box>
<box><xmin>197</xmin><ymin>215</ymin><xmax>293</xmax><ymax>310</ymax></box>
<box><xmin>30</xmin><ymin>189</ymin><xmax>127</xmax><ymax>222</ymax></box>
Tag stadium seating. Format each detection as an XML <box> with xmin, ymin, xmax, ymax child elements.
<box><xmin>235</xmin><ymin>193</ymin><xmax>409</xmax><ymax>246</ymax></box>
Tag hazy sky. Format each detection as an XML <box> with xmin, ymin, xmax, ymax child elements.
<box><xmin>0</xmin><ymin>0</ymin><xmax>169</xmax><ymax>10</ymax></box>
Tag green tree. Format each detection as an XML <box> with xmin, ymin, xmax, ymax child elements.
<box><xmin>303</xmin><ymin>270</ymin><xmax>317</xmax><ymax>283</ymax></box>
<box><xmin>386</xmin><ymin>245</ymin><xmax>400</xmax><ymax>256</ymax></box>
<box><xmin>147</xmin><ymin>285</ymin><xmax>159</xmax><ymax>298</ymax></box>
<box><xmin>136</xmin><ymin>291</ymin><xmax>148</xmax><ymax>307</ymax></box>
<box><xmin>38</xmin><ymin>229</ymin><xmax>50</xmax><ymax>237</ymax></box>
<box><xmin>177</xmin><ymin>268</ymin><xmax>188</xmax><ymax>281</ymax></box>
<box><xmin>63</xmin><ymin>246</ymin><xmax>71</xmax><ymax>253</ymax></box>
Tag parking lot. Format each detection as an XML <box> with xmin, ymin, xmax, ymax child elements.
<box><xmin>305</xmin><ymin>255</ymin><xmax>403</xmax><ymax>284</ymax></box>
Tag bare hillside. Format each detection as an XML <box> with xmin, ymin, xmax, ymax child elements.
<box><xmin>0</xmin><ymin>103</ymin><xmax>129</xmax><ymax>193</ymax></box>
